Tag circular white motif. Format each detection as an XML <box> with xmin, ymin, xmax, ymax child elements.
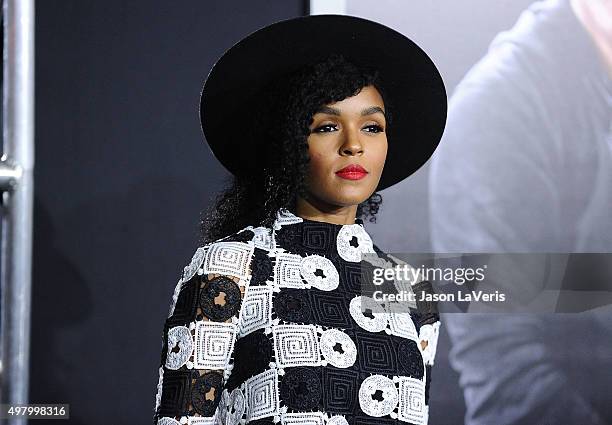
<box><xmin>216</xmin><ymin>389</ymin><xmax>229</xmax><ymax>424</ymax></box>
<box><xmin>336</xmin><ymin>224</ymin><xmax>375</xmax><ymax>262</ymax></box>
<box><xmin>157</xmin><ymin>418</ymin><xmax>180</xmax><ymax>425</ymax></box>
<box><xmin>300</xmin><ymin>255</ymin><xmax>340</xmax><ymax>291</ymax></box>
<box><xmin>328</xmin><ymin>416</ymin><xmax>350</xmax><ymax>425</ymax></box>
<box><xmin>181</xmin><ymin>246</ymin><xmax>207</xmax><ymax>283</ymax></box>
<box><xmin>320</xmin><ymin>329</ymin><xmax>357</xmax><ymax>368</ymax></box>
<box><xmin>358</xmin><ymin>374</ymin><xmax>399</xmax><ymax>417</ymax></box>
<box><xmin>165</xmin><ymin>326</ymin><xmax>193</xmax><ymax>370</ymax></box>
<box><xmin>216</xmin><ymin>387</ymin><xmax>245</xmax><ymax>425</ymax></box>
<box><xmin>349</xmin><ymin>296</ymin><xmax>388</xmax><ymax>332</ymax></box>
<box><xmin>227</xmin><ymin>388</ymin><xmax>245</xmax><ymax>424</ymax></box>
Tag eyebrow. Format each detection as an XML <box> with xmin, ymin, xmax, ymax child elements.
<box><xmin>315</xmin><ymin>105</ymin><xmax>386</xmax><ymax>120</ymax></box>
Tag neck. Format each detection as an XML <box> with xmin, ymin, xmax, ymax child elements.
<box><xmin>295</xmin><ymin>195</ymin><xmax>358</xmax><ymax>225</ymax></box>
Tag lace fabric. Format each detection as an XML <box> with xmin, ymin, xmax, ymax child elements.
<box><xmin>153</xmin><ymin>208</ymin><xmax>441</xmax><ymax>424</ymax></box>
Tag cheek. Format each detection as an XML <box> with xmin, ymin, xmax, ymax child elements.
<box><xmin>372</xmin><ymin>141</ymin><xmax>388</xmax><ymax>171</ymax></box>
<box><xmin>308</xmin><ymin>151</ymin><xmax>331</xmax><ymax>178</ymax></box>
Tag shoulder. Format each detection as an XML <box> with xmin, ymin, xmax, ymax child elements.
<box><xmin>178</xmin><ymin>224</ymin><xmax>274</xmax><ymax>285</ymax></box>
<box><xmin>167</xmin><ymin>224</ymin><xmax>274</xmax><ymax>320</ymax></box>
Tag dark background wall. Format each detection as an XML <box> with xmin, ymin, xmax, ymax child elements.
<box><xmin>31</xmin><ymin>2</ymin><xmax>305</xmax><ymax>423</ymax></box>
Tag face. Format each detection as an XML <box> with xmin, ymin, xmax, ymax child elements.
<box><xmin>302</xmin><ymin>85</ymin><xmax>388</xmax><ymax>210</ymax></box>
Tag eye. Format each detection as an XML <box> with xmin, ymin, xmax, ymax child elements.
<box><xmin>363</xmin><ymin>124</ymin><xmax>384</xmax><ymax>133</ymax></box>
<box><xmin>312</xmin><ymin>124</ymin><xmax>338</xmax><ymax>133</ymax></box>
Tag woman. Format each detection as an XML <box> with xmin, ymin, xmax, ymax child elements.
<box><xmin>153</xmin><ymin>14</ymin><xmax>446</xmax><ymax>425</ymax></box>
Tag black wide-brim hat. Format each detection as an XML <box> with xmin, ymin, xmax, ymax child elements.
<box><xmin>199</xmin><ymin>14</ymin><xmax>447</xmax><ymax>191</ymax></box>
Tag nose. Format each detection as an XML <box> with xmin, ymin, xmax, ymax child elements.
<box><xmin>339</xmin><ymin>126</ymin><xmax>364</xmax><ymax>156</ymax></box>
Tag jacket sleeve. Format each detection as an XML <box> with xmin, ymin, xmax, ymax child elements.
<box><xmin>411</xmin><ymin>278</ymin><xmax>441</xmax><ymax>412</ymax></box>
<box><xmin>153</xmin><ymin>240</ymin><xmax>254</xmax><ymax>424</ymax></box>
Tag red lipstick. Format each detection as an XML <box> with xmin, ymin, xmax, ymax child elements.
<box><xmin>335</xmin><ymin>164</ymin><xmax>369</xmax><ymax>180</ymax></box>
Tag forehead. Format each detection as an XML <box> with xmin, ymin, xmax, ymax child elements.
<box><xmin>313</xmin><ymin>85</ymin><xmax>386</xmax><ymax>121</ymax></box>
<box><xmin>318</xmin><ymin>85</ymin><xmax>385</xmax><ymax>112</ymax></box>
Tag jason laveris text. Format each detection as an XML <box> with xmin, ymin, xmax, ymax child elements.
<box><xmin>372</xmin><ymin>290</ymin><xmax>506</xmax><ymax>303</ymax></box>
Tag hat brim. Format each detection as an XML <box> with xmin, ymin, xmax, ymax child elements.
<box><xmin>200</xmin><ymin>14</ymin><xmax>447</xmax><ymax>191</ymax></box>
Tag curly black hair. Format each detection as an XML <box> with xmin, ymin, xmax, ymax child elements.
<box><xmin>198</xmin><ymin>53</ymin><xmax>392</xmax><ymax>245</ymax></box>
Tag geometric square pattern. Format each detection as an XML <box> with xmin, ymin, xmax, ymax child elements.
<box><xmin>322</xmin><ymin>368</ymin><xmax>358</xmax><ymax>413</ymax></box>
<box><xmin>301</xmin><ymin>223</ymin><xmax>333</xmax><ymax>253</ymax></box>
<box><xmin>203</xmin><ymin>242</ymin><xmax>254</xmax><ymax>280</ymax></box>
<box><xmin>281</xmin><ymin>411</ymin><xmax>326</xmax><ymax>425</ymax></box>
<box><xmin>158</xmin><ymin>369</ymin><xmax>192</xmax><ymax>417</ymax></box>
<box><xmin>273</xmin><ymin>208</ymin><xmax>304</xmax><ymax>228</ymax></box>
<box><xmin>387</xmin><ymin>306</ymin><xmax>418</xmax><ymax>341</ymax></box>
<box><xmin>238</xmin><ymin>285</ymin><xmax>273</xmax><ymax>337</ymax></box>
<box><xmin>167</xmin><ymin>278</ymin><xmax>199</xmax><ymax>325</ymax></box>
<box><xmin>355</xmin><ymin>331</ymin><xmax>396</xmax><ymax>375</ymax></box>
<box><xmin>341</xmin><ymin>262</ymin><xmax>364</xmax><ymax>293</ymax></box>
<box><xmin>194</xmin><ymin>321</ymin><xmax>237</xmax><ymax>369</ymax></box>
<box><xmin>245</xmin><ymin>368</ymin><xmax>279</xmax><ymax>421</ymax></box>
<box><xmin>252</xmin><ymin>226</ymin><xmax>274</xmax><ymax>251</ymax></box>
<box><xmin>354</xmin><ymin>416</ymin><xmax>397</xmax><ymax>425</ymax></box>
<box><xmin>273</xmin><ymin>324</ymin><xmax>320</xmax><ymax>368</ymax></box>
<box><xmin>310</xmin><ymin>292</ymin><xmax>353</xmax><ymax>329</ymax></box>
<box><xmin>398</xmin><ymin>376</ymin><xmax>426</xmax><ymax>424</ymax></box>
<box><xmin>274</xmin><ymin>253</ymin><xmax>305</xmax><ymax>288</ymax></box>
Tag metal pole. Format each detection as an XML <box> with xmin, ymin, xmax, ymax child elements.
<box><xmin>1</xmin><ymin>0</ymin><xmax>35</xmax><ymax>423</ymax></box>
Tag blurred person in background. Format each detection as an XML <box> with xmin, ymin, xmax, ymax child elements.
<box><xmin>429</xmin><ymin>0</ymin><xmax>612</xmax><ymax>423</ymax></box>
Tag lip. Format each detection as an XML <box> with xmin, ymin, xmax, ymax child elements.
<box><xmin>335</xmin><ymin>164</ymin><xmax>369</xmax><ymax>180</ymax></box>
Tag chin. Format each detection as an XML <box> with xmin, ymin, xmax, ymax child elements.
<box><xmin>329</xmin><ymin>194</ymin><xmax>372</xmax><ymax>207</ymax></box>
<box><xmin>336</xmin><ymin>186</ymin><xmax>376</xmax><ymax>202</ymax></box>
<box><xmin>317</xmin><ymin>181</ymin><xmax>376</xmax><ymax>207</ymax></box>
